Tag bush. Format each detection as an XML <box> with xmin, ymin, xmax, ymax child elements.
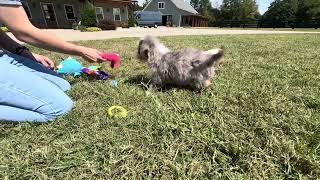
<box><xmin>97</xmin><ymin>18</ymin><xmax>117</xmax><ymax>30</ymax></box>
<box><xmin>128</xmin><ymin>9</ymin><xmax>137</xmax><ymax>27</ymax></box>
<box><xmin>120</xmin><ymin>22</ymin><xmax>129</xmax><ymax>28</ymax></box>
<box><xmin>1</xmin><ymin>26</ymin><xmax>9</xmax><ymax>32</ymax></box>
<box><xmin>80</xmin><ymin>2</ymin><xmax>97</xmax><ymax>27</ymax></box>
<box><xmin>72</xmin><ymin>22</ymin><xmax>79</xmax><ymax>30</ymax></box>
<box><xmin>78</xmin><ymin>25</ymin><xmax>87</xmax><ymax>32</ymax></box>
<box><xmin>85</xmin><ymin>27</ymin><xmax>102</xmax><ymax>32</ymax></box>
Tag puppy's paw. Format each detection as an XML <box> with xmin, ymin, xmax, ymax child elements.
<box><xmin>204</xmin><ymin>80</ymin><xmax>212</xmax><ymax>88</ymax></box>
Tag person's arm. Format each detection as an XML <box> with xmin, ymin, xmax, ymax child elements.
<box><xmin>0</xmin><ymin>5</ymin><xmax>103</xmax><ymax>62</ymax></box>
<box><xmin>0</xmin><ymin>28</ymin><xmax>56</xmax><ymax>68</ymax></box>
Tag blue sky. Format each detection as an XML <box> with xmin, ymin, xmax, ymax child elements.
<box><xmin>137</xmin><ymin>0</ymin><xmax>273</xmax><ymax>14</ymax></box>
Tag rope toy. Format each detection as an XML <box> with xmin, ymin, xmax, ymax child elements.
<box><xmin>107</xmin><ymin>106</ymin><xmax>128</xmax><ymax>118</ymax></box>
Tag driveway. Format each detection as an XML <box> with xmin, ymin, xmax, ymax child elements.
<box><xmin>8</xmin><ymin>27</ymin><xmax>320</xmax><ymax>42</ymax></box>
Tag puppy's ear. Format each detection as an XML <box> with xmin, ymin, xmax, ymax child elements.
<box><xmin>138</xmin><ymin>39</ymin><xmax>143</xmax><ymax>52</ymax></box>
<box><xmin>137</xmin><ymin>39</ymin><xmax>142</xmax><ymax>45</ymax></box>
<box><xmin>208</xmin><ymin>48</ymin><xmax>224</xmax><ymax>66</ymax></box>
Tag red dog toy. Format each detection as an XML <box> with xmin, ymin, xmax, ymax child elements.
<box><xmin>99</xmin><ymin>53</ymin><xmax>121</xmax><ymax>69</ymax></box>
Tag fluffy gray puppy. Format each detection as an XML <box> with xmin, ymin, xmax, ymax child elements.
<box><xmin>137</xmin><ymin>36</ymin><xmax>224</xmax><ymax>89</ymax></box>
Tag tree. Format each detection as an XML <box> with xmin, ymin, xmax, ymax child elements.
<box><xmin>264</xmin><ymin>0</ymin><xmax>320</xmax><ymax>20</ymax></box>
<box><xmin>239</xmin><ymin>0</ymin><xmax>259</xmax><ymax>19</ymax></box>
<box><xmin>143</xmin><ymin>0</ymin><xmax>150</xmax><ymax>9</ymax></box>
<box><xmin>132</xmin><ymin>3</ymin><xmax>143</xmax><ymax>11</ymax></box>
<box><xmin>190</xmin><ymin>0</ymin><xmax>211</xmax><ymax>18</ymax></box>
<box><xmin>209</xmin><ymin>7</ymin><xmax>221</xmax><ymax>26</ymax></box>
<box><xmin>190</xmin><ymin>0</ymin><xmax>201</xmax><ymax>12</ymax></box>
<box><xmin>80</xmin><ymin>1</ymin><xmax>97</xmax><ymax>27</ymax></box>
<box><xmin>263</xmin><ymin>0</ymin><xmax>298</xmax><ymax>21</ymax></box>
<box><xmin>200</xmin><ymin>0</ymin><xmax>212</xmax><ymax>17</ymax></box>
<box><xmin>128</xmin><ymin>8</ymin><xmax>137</xmax><ymax>27</ymax></box>
<box><xmin>190</xmin><ymin>0</ymin><xmax>221</xmax><ymax>26</ymax></box>
<box><xmin>296</xmin><ymin>0</ymin><xmax>310</xmax><ymax>20</ymax></box>
<box><xmin>220</xmin><ymin>0</ymin><xmax>259</xmax><ymax>20</ymax></box>
<box><xmin>220</xmin><ymin>0</ymin><xmax>240</xmax><ymax>20</ymax></box>
<box><xmin>262</xmin><ymin>0</ymin><xmax>320</xmax><ymax>27</ymax></box>
<box><xmin>307</xmin><ymin>0</ymin><xmax>320</xmax><ymax>18</ymax></box>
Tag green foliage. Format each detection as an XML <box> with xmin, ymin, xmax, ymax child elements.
<box><xmin>308</xmin><ymin>0</ymin><xmax>320</xmax><ymax>17</ymax></box>
<box><xmin>85</xmin><ymin>27</ymin><xmax>102</xmax><ymax>32</ymax></box>
<box><xmin>78</xmin><ymin>25</ymin><xmax>87</xmax><ymax>32</ymax></box>
<box><xmin>142</xmin><ymin>0</ymin><xmax>150</xmax><ymax>9</ymax></box>
<box><xmin>263</xmin><ymin>0</ymin><xmax>298</xmax><ymax>21</ymax></box>
<box><xmin>209</xmin><ymin>8</ymin><xmax>221</xmax><ymax>26</ymax></box>
<box><xmin>239</xmin><ymin>0</ymin><xmax>260</xmax><ymax>19</ymax></box>
<box><xmin>120</xmin><ymin>22</ymin><xmax>129</xmax><ymax>28</ymax></box>
<box><xmin>190</xmin><ymin>0</ymin><xmax>201</xmax><ymax>12</ymax></box>
<box><xmin>220</xmin><ymin>0</ymin><xmax>259</xmax><ymax>20</ymax></box>
<box><xmin>128</xmin><ymin>8</ymin><xmax>137</xmax><ymax>27</ymax></box>
<box><xmin>264</xmin><ymin>0</ymin><xmax>320</xmax><ymax>22</ymax></box>
<box><xmin>97</xmin><ymin>18</ymin><xmax>117</xmax><ymax>30</ymax></box>
<box><xmin>80</xmin><ymin>2</ymin><xmax>97</xmax><ymax>27</ymax></box>
<box><xmin>191</xmin><ymin>0</ymin><xmax>211</xmax><ymax>18</ymax></box>
<box><xmin>132</xmin><ymin>3</ymin><xmax>143</xmax><ymax>11</ymax></box>
<box><xmin>191</xmin><ymin>0</ymin><xmax>217</xmax><ymax>26</ymax></box>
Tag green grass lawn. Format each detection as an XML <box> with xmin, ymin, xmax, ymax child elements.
<box><xmin>1</xmin><ymin>34</ymin><xmax>320</xmax><ymax>179</ymax></box>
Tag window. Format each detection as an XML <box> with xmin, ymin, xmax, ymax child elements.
<box><xmin>64</xmin><ymin>5</ymin><xmax>75</xmax><ymax>20</ymax></box>
<box><xmin>113</xmin><ymin>8</ymin><xmax>121</xmax><ymax>21</ymax></box>
<box><xmin>158</xmin><ymin>2</ymin><xmax>165</xmax><ymax>9</ymax></box>
<box><xmin>22</xmin><ymin>2</ymin><xmax>32</xmax><ymax>19</ymax></box>
<box><xmin>95</xmin><ymin>7</ymin><xmax>104</xmax><ymax>21</ymax></box>
<box><xmin>41</xmin><ymin>4</ymin><xmax>55</xmax><ymax>20</ymax></box>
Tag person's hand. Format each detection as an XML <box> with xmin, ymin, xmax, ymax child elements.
<box><xmin>31</xmin><ymin>53</ymin><xmax>55</xmax><ymax>69</ymax></box>
<box><xmin>76</xmin><ymin>46</ymin><xmax>104</xmax><ymax>63</ymax></box>
<box><xmin>20</xmin><ymin>50</ymin><xmax>55</xmax><ymax>69</ymax></box>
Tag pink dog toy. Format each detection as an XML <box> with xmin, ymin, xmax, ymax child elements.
<box><xmin>99</xmin><ymin>53</ymin><xmax>121</xmax><ymax>69</ymax></box>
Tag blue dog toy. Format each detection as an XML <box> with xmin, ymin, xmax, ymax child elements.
<box><xmin>57</xmin><ymin>57</ymin><xmax>110</xmax><ymax>80</ymax></box>
<box><xmin>57</xmin><ymin>57</ymin><xmax>83</xmax><ymax>76</ymax></box>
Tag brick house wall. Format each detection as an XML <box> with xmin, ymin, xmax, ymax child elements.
<box><xmin>25</xmin><ymin>0</ymin><xmax>81</xmax><ymax>29</ymax></box>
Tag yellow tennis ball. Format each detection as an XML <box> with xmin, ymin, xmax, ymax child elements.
<box><xmin>107</xmin><ymin>106</ymin><xmax>128</xmax><ymax>118</ymax></box>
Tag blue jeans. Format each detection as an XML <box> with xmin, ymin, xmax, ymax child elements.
<box><xmin>0</xmin><ymin>50</ymin><xmax>73</xmax><ymax>122</ymax></box>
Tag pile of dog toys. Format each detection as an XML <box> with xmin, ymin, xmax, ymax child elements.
<box><xmin>57</xmin><ymin>53</ymin><xmax>127</xmax><ymax>118</ymax></box>
<box><xmin>56</xmin><ymin>53</ymin><xmax>120</xmax><ymax>80</ymax></box>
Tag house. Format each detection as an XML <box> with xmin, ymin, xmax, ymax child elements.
<box><xmin>20</xmin><ymin>0</ymin><xmax>137</xmax><ymax>29</ymax></box>
<box><xmin>143</xmin><ymin>0</ymin><xmax>208</xmax><ymax>27</ymax></box>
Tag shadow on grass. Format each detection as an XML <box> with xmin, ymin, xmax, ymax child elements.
<box><xmin>125</xmin><ymin>74</ymin><xmax>202</xmax><ymax>93</ymax></box>
<box><xmin>64</xmin><ymin>73</ymin><xmax>118</xmax><ymax>85</ymax></box>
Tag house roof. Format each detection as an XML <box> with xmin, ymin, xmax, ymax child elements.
<box><xmin>171</xmin><ymin>0</ymin><xmax>198</xmax><ymax>14</ymax></box>
<box><xmin>143</xmin><ymin>0</ymin><xmax>198</xmax><ymax>14</ymax></box>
